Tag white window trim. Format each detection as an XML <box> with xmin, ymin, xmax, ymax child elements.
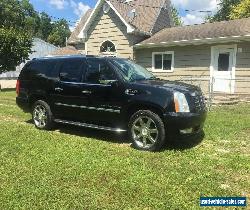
<box><xmin>99</xmin><ymin>40</ymin><xmax>117</xmax><ymax>57</ymax></box>
<box><xmin>152</xmin><ymin>51</ymin><xmax>174</xmax><ymax>73</ymax></box>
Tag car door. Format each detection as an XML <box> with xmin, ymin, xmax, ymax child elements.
<box><xmin>51</xmin><ymin>58</ymin><xmax>90</xmax><ymax>121</ymax></box>
<box><xmin>82</xmin><ymin>58</ymin><xmax>125</xmax><ymax>127</ymax></box>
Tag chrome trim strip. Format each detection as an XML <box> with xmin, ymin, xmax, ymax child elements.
<box><xmin>60</xmin><ymin>81</ymin><xmax>112</xmax><ymax>87</ymax></box>
<box><xmin>54</xmin><ymin>119</ymin><xmax>126</xmax><ymax>132</ymax></box>
<box><xmin>55</xmin><ymin>103</ymin><xmax>121</xmax><ymax>113</ymax></box>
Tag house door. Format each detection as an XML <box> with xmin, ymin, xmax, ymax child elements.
<box><xmin>211</xmin><ymin>45</ymin><xmax>236</xmax><ymax>93</ymax></box>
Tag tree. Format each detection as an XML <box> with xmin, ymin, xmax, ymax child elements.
<box><xmin>0</xmin><ymin>0</ymin><xmax>72</xmax><ymax>72</ymax></box>
<box><xmin>229</xmin><ymin>0</ymin><xmax>250</xmax><ymax>19</ymax></box>
<box><xmin>0</xmin><ymin>28</ymin><xmax>32</xmax><ymax>72</ymax></box>
<box><xmin>207</xmin><ymin>0</ymin><xmax>241</xmax><ymax>22</ymax></box>
<box><xmin>47</xmin><ymin>19</ymin><xmax>71</xmax><ymax>47</ymax></box>
<box><xmin>0</xmin><ymin>0</ymin><xmax>32</xmax><ymax>73</ymax></box>
<box><xmin>37</xmin><ymin>12</ymin><xmax>53</xmax><ymax>41</ymax></box>
<box><xmin>20</xmin><ymin>0</ymin><xmax>41</xmax><ymax>36</ymax></box>
<box><xmin>0</xmin><ymin>0</ymin><xmax>25</xmax><ymax>28</ymax></box>
<box><xmin>171</xmin><ymin>6</ymin><xmax>183</xmax><ymax>26</ymax></box>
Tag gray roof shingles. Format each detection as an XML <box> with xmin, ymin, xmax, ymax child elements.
<box><xmin>138</xmin><ymin>18</ymin><xmax>250</xmax><ymax>46</ymax></box>
<box><xmin>109</xmin><ymin>0</ymin><xmax>172</xmax><ymax>34</ymax></box>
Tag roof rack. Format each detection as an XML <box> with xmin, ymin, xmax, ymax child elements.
<box><xmin>31</xmin><ymin>55</ymin><xmax>105</xmax><ymax>61</ymax></box>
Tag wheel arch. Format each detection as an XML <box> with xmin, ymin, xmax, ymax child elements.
<box><xmin>124</xmin><ymin>102</ymin><xmax>165</xmax><ymax>123</ymax></box>
<box><xmin>29</xmin><ymin>94</ymin><xmax>48</xmax><ymax>108</ymax></box>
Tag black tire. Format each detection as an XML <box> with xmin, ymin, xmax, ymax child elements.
<box><xmin>128</xmin><ymin>110</ymin><xmax>166</xmax><ymax>152</ymax></box>
<box><xmin>32</xmin><ymin>100</ymin><xmax>54</xmax><ymax>130</ymax></box>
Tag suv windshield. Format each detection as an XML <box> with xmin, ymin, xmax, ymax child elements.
<box><xmin>110</xmin><ymin>59</ymin><xmax>156</xmax><ymax>82</ymax></box>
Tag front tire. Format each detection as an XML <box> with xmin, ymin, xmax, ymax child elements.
<box><xmin>32</xmin><ymin>100</ymin><xmax>54</xmax><ymax>130</ymax></box>
<box><xmin>128</xmin><ymin>110</ymin><xmax>166</xmax><ymax>151</ymax></box>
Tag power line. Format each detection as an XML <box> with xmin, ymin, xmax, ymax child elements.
<box><xmin>185</xmin><ymin>9</ymin><xmax>212</xmax><ymax>13</ymax></box>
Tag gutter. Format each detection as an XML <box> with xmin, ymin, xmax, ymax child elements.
<box><xmin>134</xmin><ymin>34</ymin><xmax>250</xmax><ymax>48</ymax></box>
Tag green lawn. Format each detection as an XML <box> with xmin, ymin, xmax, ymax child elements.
<box><xmin>0</xmin><ymin>91</ymin><xmax>249</xmax><ymax>210</ymax></box>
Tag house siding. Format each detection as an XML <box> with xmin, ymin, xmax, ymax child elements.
<box><xmin>234</xmin><ymin>42</ymin><xmax>250</xmax><ymax>93</ymax></box>
<box><xmin>86</xmin><ymin>6</ymin><xmax>145</xmax><ymax>58</ymax></box>
<box><xmin>134</xmin><ymin>42</ymin><xmax>250</xmax><ymax>94</ymax></box>
<box><xmin>236</xmin><ymin>43</ymin><xmax>250</xmax><ymax>77</ymax></box>
<box><xmin>135</xmin><ymin>45</ymin><xmax>211</xmax><ymax>79</ymax></box>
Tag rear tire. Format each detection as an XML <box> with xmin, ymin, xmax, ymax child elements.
<box><xmin>32</xmin><ymin>100</ymin><xmax>54</xmax><ymax>130</ymax></box>
<box><xmin>128</xmin><ymin>110</ymin><xmax>166</xmax><ymax>151</ymax></box>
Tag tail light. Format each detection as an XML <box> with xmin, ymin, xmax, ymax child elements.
<box><xmin>16</xmin><ymin>80</ymin><xmax>20</xmax><ymax>96</ymax></box>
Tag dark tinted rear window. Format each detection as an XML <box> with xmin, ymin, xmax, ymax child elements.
<box><xmin>21</xmin><ymin>59</ymin><xmax>59</xmax><ymax>79</ymax></box>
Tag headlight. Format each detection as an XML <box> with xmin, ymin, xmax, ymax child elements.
<box><xmin>174</xmin><ymin>92</ymin><xmax>190</xmax><ymax>113</ymax></box>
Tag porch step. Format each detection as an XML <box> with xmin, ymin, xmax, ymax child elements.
<box><xmin>212</xmin><ymin>100</ymin><xmax>239</xmax><ymax>105</ymax></box>
<box><xmin>211</xmin><ymin>93</ymin><xmax>250</xmax><ymax>105</ymax></box>
<box><xmin>212</xmin><ymin>94</ymin><xmax>240</xmax><ymax>105</ymax></box>
<box><xmin>237</xmin><ymin>94</ymin><xmax>250</xmax><ymax>103</ymax></box>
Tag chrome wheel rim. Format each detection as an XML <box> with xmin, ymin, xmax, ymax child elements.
<box><xmin>131</xmin><ymin>116</ymin><xmax>159</xmax><ymax>149</ymax></box>
<box><xmin>33</xmin><ymin>105</ymin><xmax>47</xmax><ymax>128</ymax></box>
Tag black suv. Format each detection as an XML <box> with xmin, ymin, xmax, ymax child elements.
<box><xmin>16</xmin><ymin>55</ymin><xmax>207</xmax><ymax>151</ymax></box>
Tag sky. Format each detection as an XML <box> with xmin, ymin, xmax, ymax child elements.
<box><xmin>30</xmin><ymin>0</ymin><xmax>220</xmax><ymax>30</ymax></box>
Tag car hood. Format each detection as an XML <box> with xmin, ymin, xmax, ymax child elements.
<box><xmin>134</xmin><ymin>79</ymin><xmax>201</xmax><ymax>93</ymax></box>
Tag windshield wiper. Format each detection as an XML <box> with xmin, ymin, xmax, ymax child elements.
<box><xmin>148</xmin><ymin>77</ymin><xmax>157</xmax><ymax>80</ymax></box>
<box><xmin>131</xmin><ymin>77</ymin><xmax>156</xmax><ymax>82</ymax></box>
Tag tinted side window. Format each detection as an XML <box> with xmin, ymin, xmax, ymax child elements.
<box><xmin>59</xmin><ymin>59</ymin><xmax>86</xmax><ymax>83</ymax></box>
<box><xmin>85</xmin><ymin>58</ymin><xmax>116</xmax><ymax>84</ymax></box>
<box><xmin>30</xmin><ymin>61</ymin><xmax>47</xmax><ymax>76</ymax></box>
<box><xmin>45</xmin><ymin>60</ymin><xmax>59</xmax><ymax>78</ymax></box>
<box><xmin>24</xmin><ymin>60</ymin><xmax>58</xmax><ymax>78</ymax></box>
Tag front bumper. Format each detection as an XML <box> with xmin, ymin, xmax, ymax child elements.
<box><xmin>164</xmin><ymin>111</ymin><xmax>207</xmax><ymax>135</ymax></box>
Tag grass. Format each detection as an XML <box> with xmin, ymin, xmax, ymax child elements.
<box><xmin>0</xmin><ymin>91</ymin><xmax>249</xmax><ymax>210</ymax></box>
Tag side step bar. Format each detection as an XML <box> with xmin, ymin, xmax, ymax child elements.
<box><xmin>54</xmin><ymin>119</ymin><xmax>127</xmax><ymax>133</ymax></box>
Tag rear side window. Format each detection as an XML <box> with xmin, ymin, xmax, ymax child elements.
<box><xmin>21</xmin><ymin>60</ymin><xmax>58</xmax><ymax>79</ymax></box>
<box><xmin>85</xmin><ymin>58</ymin><xmax>116</xmax><ymax>84</ymax></box>
<box><xmin>59</xmin><ymin>59</ymin><xmax>86</xmax><ymax>83</ymax></box>
<box><xmin>45</xmin><ymin>60</ymin><xmax>59</xmax><ymax>78</ymax></box>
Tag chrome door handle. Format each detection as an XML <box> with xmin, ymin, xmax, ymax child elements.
<box><xmin>55</xmin><ymin>87</ymin><xmax>63</xmax><ymax>92</ymax></box>
<box><xmin>82</xmin><ymin>90</ymin><xmax>92</xmax><ymax>94</ymax></box>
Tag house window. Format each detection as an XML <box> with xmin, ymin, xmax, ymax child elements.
<box><xmin>152</xmin><ymin>52</ymin><xmax>174</xmax><ymax>72</ymax></box>
<box><xmin>100</xmin><ymin>41</ymin><xmax>116</xmax><ymax>54</ymax></box>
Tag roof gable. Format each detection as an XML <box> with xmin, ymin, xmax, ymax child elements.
<box><xmin>78</xmin><ymin>0</ymin><xmax>135</xmax><ymax>39</ymax></box>
<box><xmin>68</xmin><ymin>9</ymin><xmax>93</xmax><ymax>44</ymax></box>
<box><xmin>77</xmin><ymin>0</ymin><xmax>172</xmax><ymax>40</ymax></box>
